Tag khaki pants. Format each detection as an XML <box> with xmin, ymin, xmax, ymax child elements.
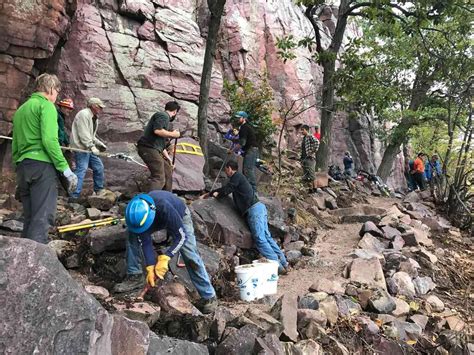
<box><xmin>137</xmin><ymin>145</ymin><xmax>172</xmax><ymax>191</ymax></box>
<box><xmin>302</xmin><ymin>158</ymin><xmax>316</xmax><ymax>188</ymax></box>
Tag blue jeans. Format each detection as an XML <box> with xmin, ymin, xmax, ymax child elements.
<box><xmin>73</xmin><ymin>152</ymin><xmax>104</xmax><ymax>198</ymax></box>
<box><xmin>126</xmin><ymin>207</ymin><xmax>216</xmax><ymax>300</ymax></box>
<box><xmin>243</xmin><ymin>147</ymin><xmax>258</xmax><ymax>193</ymax></box>
<box><xmin>246</xmin><ymin>202</ymin><xmax>288</xmax><ymax>270</ymax></box>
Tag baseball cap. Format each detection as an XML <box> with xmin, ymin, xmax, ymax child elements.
<box><xmin>234</xmin><ymin>111</ymin><xmax>248</xmax><ymax>119</ymax></box>
<box><xmin>88</xmin><ymin>97</ymin><xmax>106</xmax><ymax>108</ymax></box>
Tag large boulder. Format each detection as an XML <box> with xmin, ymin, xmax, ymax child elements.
<box><xmin>0</xmin><ymin>235</ymin><xmax>206</xmax><ymax>354</ymax></box>
<box><xmin>191</xmin><ymin>196</ymin><xmax>287</xmax><ymax>248</ymax></box>
<box><xmin>171</xmin><ymin>137</ymin><xmax>206</xmax><ymax>192</ymax></box>
<box><xmin>190</xmin><ymin>197</ymin><xmax>254</xmax><ymax>248</ymax></box>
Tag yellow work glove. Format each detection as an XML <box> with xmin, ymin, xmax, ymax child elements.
<box><xmin>146</xmin><ymin>265</ymin><xmax>156</xmax><ymax>287</ymax></box>
<box><xmin>155</xmin><ymin>255</ymin><xmax>171</xmax><ymax>280</ymax></box>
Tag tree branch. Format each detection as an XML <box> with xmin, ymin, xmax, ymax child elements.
<box><xmin>305</xmin><ymin>5</ymin><xmax>323</xmax><ymax>53</ymax></box>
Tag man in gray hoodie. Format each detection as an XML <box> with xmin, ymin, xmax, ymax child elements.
<box><xmin>70</xmin><ymin>97</ymin><xmax>107</xmax><ymax>199</ymax></box>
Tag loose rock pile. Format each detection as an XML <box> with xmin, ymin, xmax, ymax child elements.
<box><xmin>0</xmin><ymin>175</ymin><xmax>471</xmax><ymax>354</ymax></box>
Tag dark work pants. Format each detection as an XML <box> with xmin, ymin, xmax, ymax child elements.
<box><xmin>137</xmin><ymin>145</ymin><xmax>172</xmax><ymax>191</ymax></box>
<box><xmin>413</xmin><ymin>172</ymin><xmax>425</xmax><ymax>191</ymax></box>
<box><xmin>243</xmin><ymin>147</ymin><xmax>258</xmax><ymax>193</ymax></box>
<box><xmin>16</xmin><ymin>159</ymin><xmax>58</xmax><ymax>244</ymax></box>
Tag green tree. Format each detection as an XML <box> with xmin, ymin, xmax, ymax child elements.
<box><xmin>337</xmin><ymin>1</ymin><xmax>472</xmax><ymax>180</ymax></box>
<box><xmin>223</xmin><ymin>75</ymin><xmax>277</xmax><ymax>150</ymax></box>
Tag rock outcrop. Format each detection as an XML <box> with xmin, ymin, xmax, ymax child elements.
<box><xmin>0</xmin><ymin>0</ymin><xmax>405</xmax><ymax>189</ymax></box>
<box><xmin>0</xmin><ymin>235</ymin><xmax>208</xmax><ymax>353</ymax></box>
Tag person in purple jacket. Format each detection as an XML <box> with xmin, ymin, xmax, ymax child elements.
<box><xmin>114</xmin><ymin>190</ymin><xmax>217</xmax><ymax>314</ymax></box>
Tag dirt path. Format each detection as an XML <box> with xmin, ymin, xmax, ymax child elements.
<box><xmin>224</xmin><ymin>196</ymin><xmax>399</xmax><ymax>313</ymax></box>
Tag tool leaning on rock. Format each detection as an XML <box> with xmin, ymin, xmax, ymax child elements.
<box><xmin>0</xmin><ymin>135</ymin><xmax>147</xmax><ymax>168</ymax></box>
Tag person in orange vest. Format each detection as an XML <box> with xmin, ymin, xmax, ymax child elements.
<box><xmin>411</xmin><ymin>152</ymin><xmax>426</xmax><ymax>191</ymax></box>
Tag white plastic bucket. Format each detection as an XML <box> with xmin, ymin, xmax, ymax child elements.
<box><xmin>235</xmin><ymin>264</ymin><xmax>263</xmax><ymax>301</ymax></box>
<box><xmin>252</xmin><ymin>260</ymin><xmax>279</xmax><ymax>295</ymax></box>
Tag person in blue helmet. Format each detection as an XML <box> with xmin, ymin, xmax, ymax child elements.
<box><xmin>114</xmin><ymin>190</ymin><xmax>217</xmax><ymax>314</ymax></box>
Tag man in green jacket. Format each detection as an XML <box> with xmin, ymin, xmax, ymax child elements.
<box><xmin>12</xmin><ymin>73</ymin><xmax>78</xmax><ymax>244</ymax></box>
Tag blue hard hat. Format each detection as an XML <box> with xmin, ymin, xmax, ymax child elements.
<box><xmin>125</xmin><ymin>193</ymin><xmax>156</xmax><ymax>234</ymax></box>
<box><xmin>234</xmin><ymin>111</ymin><xmax>249</xmax><ymax>119</ymax></box>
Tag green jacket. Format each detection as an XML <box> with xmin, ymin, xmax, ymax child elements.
<box><xmin>12</xmin><ymin>93</ymin><xmax>69</xmax><ymax>172</ymax></box>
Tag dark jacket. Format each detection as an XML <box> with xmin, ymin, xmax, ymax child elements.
<box><xmin>238</xmin><ymin>123</ymin><xmax>257</xmax><ymax>152</ymax></box>
<box><xmin>57</xmin><ymin>109</ymin><xmax>70</xmax><ymax>146</ymax></box>
<box><xmin>212</xmin><ymin>171</ymin><xmax>257</xmax><ymax>215</ymax></box>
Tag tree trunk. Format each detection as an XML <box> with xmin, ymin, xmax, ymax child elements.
<box><xmin>197</xmin><ymin>0</ymin><xmax>226</xmax><ymax>174</ymax></box>
<box><xmin>376</xmin><ymin>67</ymin><xmax>436</xmax><ymax>181</ymax></box>
<box><xmin>316</xmin><ymin>57</ymin><xmax>336</xmax><ymax>171</ymax></box>
<box><xmin>377</xmin><ymin>121</ymin><xmax>411</xmax><ymax>180</ymax></box>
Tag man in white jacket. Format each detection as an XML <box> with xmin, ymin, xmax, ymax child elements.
<box><xmin>70</xmin><ymin>97</ymin><xmax>107</xmax><ymax>199</ymax></box>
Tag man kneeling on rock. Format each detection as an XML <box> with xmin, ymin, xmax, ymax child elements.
<box><xmin>202</xmin><ymin>160</ymin><xmax>289</xmax><ymax>274</ymax></box>
<box><xmin>114</xmin><ymin>190</ymin><xmax>218</xmax><ymax>314</ymax></box>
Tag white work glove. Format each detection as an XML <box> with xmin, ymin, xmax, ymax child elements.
<box><xmin>63</xmin><ymin>168</ymin><xmax>78</xmax><ymax>194</ymax></box>
<box><xmin>90</xmin><ymin>146</ymin><xmax>100</xmax><ymax>156</ymax></box>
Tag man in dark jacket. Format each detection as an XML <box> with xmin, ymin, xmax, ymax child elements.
<box><xmin>202</xmin><ymin>160</ymin><xmax>288</xmax><ymax>273</ymax></box>
<box><xmin>137</xmin><ymin>101</ymin><xmax>180</xmax><ymax>191</ymax></box>
<box><xmin>235</xmin><ymin>111</ymin><xmax>258</xmax><ymax>193</ymax></box>
<box><xmin>115</xmin><ymin>190</ymin><xmax>217</xmax><ymax>314</ymax></box>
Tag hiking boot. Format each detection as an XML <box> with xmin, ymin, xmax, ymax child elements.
<box><xmin>278</xmin><ymin>265</ymin><xmax>289</xmax><ymax>275</ymax></box>
<box><xmin>93</xmin><ymin>189</ymin><xmax>105</xmax><ymax>196</ymax></box>
<box><xmin>113</xmin><ymin>274</ymin><xmax>144</xmax><ymax>293</ymax></box>
<box><xmin>197</xmin><ymin>296</ymin><xmax>218</xmax><ymax>314</ymax></box>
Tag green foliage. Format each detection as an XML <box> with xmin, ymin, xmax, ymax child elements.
<box><xmin>337</xmin><ymin>0</ymin><xmax>472</xmax><ymax>142</ymax></box>
<box><xmin>223</xmin><ymin>75</ymin><xmax>277</xmax><ymax>147</ymax></box>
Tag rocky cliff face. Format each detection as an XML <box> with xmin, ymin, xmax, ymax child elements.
<box><xmin>0</xmin><ymin>0</ymin><xmax>404</xmax><ymax>188</ymax></box>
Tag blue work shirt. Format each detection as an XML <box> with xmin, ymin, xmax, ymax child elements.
<box><xmin>132</xmin><ymin>190</ymin><xmax>187</xmax><ymax>266</ymax></box>
<box><xmin>425</xmin><ymin>160</ymin><xmax>442</xmax><ymax>181</ymax></box>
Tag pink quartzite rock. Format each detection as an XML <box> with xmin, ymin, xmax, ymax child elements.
<box><xmin>349</xmin><ymin>258</ymin><xmax>386</xmax><ymax>290</ymax></box>
<box><xmin>171</xmin><ymin>137</ymin><xmax>205</xmax><ymax>192</ymax></box>
<box><xmin>271</xmin><ymin>294</ymin><xmax>298</xmax><ymax>342</ymax></box>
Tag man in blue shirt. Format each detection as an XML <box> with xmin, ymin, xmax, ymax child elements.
<box><xmin>425</xmin><ymin>154</ymin><xmax>442</xmax><ymax>182</ymax></box>
<box><xmin>114</xmin><ymin>191</ymin><xmax>217</xmax><ymax>314</ymax></box>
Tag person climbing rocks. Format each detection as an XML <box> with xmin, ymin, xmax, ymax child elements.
<box><xmin>136</xmin><ymin>101</ymin><xmax>181</xmax><ymax>192</ymax></box>
<box><xmin>343</xmin><ymin>151</ymin><xmax>354</xmax><ymax>178</ymax></box>
<box><xmin>12</xmin><ymin>73</ymin><xmax>77</xmax><ymax>244</ymax></box>
<box><xmin>313</xmin><ymin>124</ymin><xmax>321</xmax><ymax>141</ymax></box>
<box><xmin>114</xmin><ymin>190</ymin><xmax>218</xmax><ymax>314</ymax></box>
<box><xmin>70</xmin><ymin>97</ymin><xmax>107</xmax><ymax>200</ymax></box>
<box><xmin>201</xmin><ymin>160</ymin><xmax>289</xmax><ymax>274</ymax></box>
<box><xmin>412</xmin><ymin>152</ymin><xmax>426</xmax><ymax>191</ymax></box>
<box><xmin>235</xmin><ymin>111</ymin><xmax>258</xmax><ymax>193</ymax></box>
<box><xmin>300</xmin><ymin>124</ymin><xmax>320</xmax><ymax>193</ymax></box>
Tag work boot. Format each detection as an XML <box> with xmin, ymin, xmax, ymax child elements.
<box><xmin>197</xmin><ymin>296</ymin><xmax>218</xmax><ymax>314</ymax></box>
<box><xmin>113</xmin><ymin>274</ymin><xmax>144</xmax><ymax>293</ymax></box>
